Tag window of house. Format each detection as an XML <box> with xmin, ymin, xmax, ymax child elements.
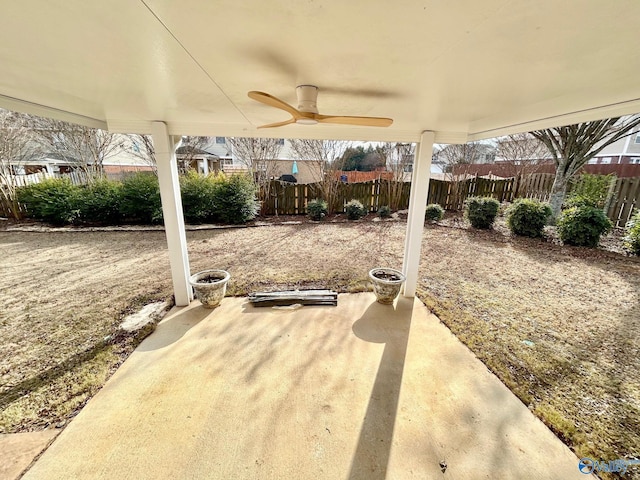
<box><xmin>276</xmin><ymin>138</ymin><xmax>285</xmax><ymax>145</ymax></box>
<box><xmin>600</xmin><ymin>157</ymin><xmax>612</xmax><ymax>164</ymax></box>
<box><xmin>215</xmin><ymin>137</ymin><xmax>226</xmax><ymax>144</ymax></box>
<box><xmin>221</xmin><ymin>158</ymin><xmax>233</xmax><ymax>166</ymax></box>
<box><xmin>630</xmin><ymin>157</ymin><xmax>640</xmax><ymax>164</ymax></box>
<box><xmin>587</xmin><ymin>158</ymin><xmax>598</xmax><ymax>164</ymax></box>
<box><xmin>635</xmin><ymin>134</ymin><xmax>640</xmax><ymax>144</ymax></box>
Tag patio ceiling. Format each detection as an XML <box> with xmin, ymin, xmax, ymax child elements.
<box><xmin>1</xmin><ymin>0</ymin><xmax>639</xmax><ymax>143</ymax></box>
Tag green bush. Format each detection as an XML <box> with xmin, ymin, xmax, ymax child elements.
<box><xmin>378</xmin><ymin>205</ymin><xmax>391</xmax><ymax>218</ymax></box>
<box><xmin>563</xmin><ymin>195</ymin><xmax>599</xmax><ymax>209</ymax></box>
<box><xmin>180</xmin><ymin>171</ymin><xmax>221</xmax><ymax>224</ymax></box>
<box><xmin>568</xmin><ymin>174</ymin><xmax>614</xmax><ymax>209</ymax></box>
<box><xmin>425</xmin><ymin>203</ymin><xmax>444</xmax><ymax>222</ymax></box>
<box><xmin>464</xmin><ymin>196</ymin><xmax>500</xmax><ymax>229</ymax></box>
<box><xmin>17</xmin><ymin>178</ymin><xmax>80</xmax><ymax>225</ymax></box>
<box><xmin>307</xmin><ymin>198</ymin><xmax>328</xmax><ymax>221</ymax></box>
<box><xmin>623</xmin><ymin>210</ymin><xmax>640</xmax><ymax>256</ymax></box>
<box><xmin>119</xmin><ymin>173</ymin><xmax>163</xmax><ymax>224</ymax></box>
<box><xmin>211</xmin><ymin>174</ymin><xmax>258</xmax><ymax>224</ymax></box>
<box><xmin>345</xmin><ymin>199</ymin><xmax>367</xmax><ymax>220</ymax></box>
<box><xmin>76</xmin><ymin>179</ymin><xmax>123</xmax><ymax>224</ymax></box>
<box><xmin>506</xmin><ymin>198</ymin><xmax>552</xmax><ymax>238</ymax></box>
<box><xmin>557</xmin><ymin>205</ymin><xmax>612</xmax><ymax>247</ymax></box>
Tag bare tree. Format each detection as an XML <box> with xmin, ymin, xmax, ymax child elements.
<box><xmin>0</xmin><ymin>110</ymin><xmax>39</xmax><ymax>219</ymax></box>
<box><xmin>228</xmin><ymin>137</ymin><xmax>283</xmax><ymax>213</ymax></box>
<box><xmin>126</xmin><ymin>134</ymin><xmax>157</xmax><ymax>173</ymax></box>
<box><xmin>375</xmin><ymin>142</ymin><xmax>415</xmax><ymax>210</ymax></box>
<box><xmin>29</xmin><ymin>117</ymin><xmax>124</xmax><ymax>181</ymax></box>
<box><xmin>288</xmin><ymin>139</ymin><xmax>352</xmax><ymax>213</ymax></box>
<box><xmin>496</xmin><ymin>132</ymin><xmax>549</xmax><ymax>196</ymax></box>
<box><xmin>433</xmin><ymin>142</ymin><xmax>485</xmax><ymax>180</ymax></box>
<box><xmin>531</xmin><ymin>115</ymin><xmax>640</xmax><ymax>218</ymax></box>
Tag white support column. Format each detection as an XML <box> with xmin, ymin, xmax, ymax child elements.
<box><xmin>151</xmin><ymin>121</ymin><xmax>193</xmax><ymax>306</ymax></box>
<box><xmin>402</xmin><ymin>130</ymin><xmax>435</xmax><ymax>297</ymax></box>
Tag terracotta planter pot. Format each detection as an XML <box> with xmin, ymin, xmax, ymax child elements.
<box><xmin>189</xmin><ymin>270</ymin><xmax>231</xmax><ymax>309</ymax></box>
<box><xmin>369</xmin><ymin>267</ymin><xmax>406</xmax><ymax>304</ymax></box>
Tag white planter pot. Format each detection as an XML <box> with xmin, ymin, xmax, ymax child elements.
<box><xmin>369</xmin><ymin>268</ymin><xmax>406</xmax><ymax>304</ymax></box>
<box><xmin>189</xmin><ymin>270</ymin><xmax>231</xmax><ymax>309</ymax></box>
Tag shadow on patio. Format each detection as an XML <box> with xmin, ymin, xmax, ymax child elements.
<box><xmin>22</xmin><ymin>293</ymin><xmax>586</xmax><ymax>480</ymax></box>
<box><xmin>349</xmin><ymin>298</ymin><xmax>412</xmax><ymax>479</ymax></box>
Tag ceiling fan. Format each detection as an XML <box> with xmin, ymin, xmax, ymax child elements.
<box><xmin>248</xmin><ymin>85</ymin><xmax>393</xmax><ymax>129</ymax></box>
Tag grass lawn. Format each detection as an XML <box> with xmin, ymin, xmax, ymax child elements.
<box><xmin>0</xmin><ymin>216</ymin><xmax>638</xmax><ymax>478</ymax></box>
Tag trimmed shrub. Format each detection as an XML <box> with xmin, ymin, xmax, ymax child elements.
<box><xmin>378</xmin><ymin>205</ymin><xmax>391</xmax><ymax>218</ymax></box>
<box><xmin>345</xmin><ymin>199</ymin><xmax>367</xmax><ymax>220</ymax></box>
<box><xmin>120</xmin><ymin>173</ymin><xmax>163</xmax><ymax>224</ymax></box>
<box><xmin>307</xmin><ymin>198</ymin><xmax>328</xmax><ymax>221</ymax></box>
<box><xmin>464</xmin><ymin>196</ymin><xmax>500</xmax><ymax>229</ymax></box>
<box><xmin>425</xmin><ymin>203</ymin><xmax>444</xmax><ymax>222</ymax></box>
<box><xmin>557</xmin><ymin>205</ymin><xmax>612</xmax><ymax>247</ymax></box>
<box><xmin>563</xmin><ymin>195</ymin><xmax>599</xmax><ymax>209</ymax></box>
<box><xmin>211</xmin><ymin>174</ymin><xmax>258</xmax><ymax>224</ymax></box>
<box><xmin>17</xmin><ymin>178</ymin><xmax>80</xmax><ymax>225</ymax></box>
<box><xmin>623</xmin><ymin>210</ymin><xmax>640</xmax><ymax>256</ymax></box>
<box><xmin>76</xmin><ymin>179</ymin><xmax>123</xmax><ymax>224</ymax></box>
<box><xmin>506</xmin><ymin>198</ymin><xmax>552</xmax><ymax>238</ymax></box>
<box><xmin>180</xmin><ymin>171</ymin><xmax>221</xmax><ymax>224</ymax></box>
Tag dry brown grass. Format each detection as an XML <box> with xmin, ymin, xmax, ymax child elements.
<box><xmin>1</xmin><ymin>216</ymin><xmax>638</xmax><ymax>478</ymax></box>
<box><xmin>417</xmin><ymin>220</ymin><xmax>640</xmax><ymax>479</ymax></box>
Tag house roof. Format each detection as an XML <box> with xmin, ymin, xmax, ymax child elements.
<box><xmin>0</xmin><ymin>1</ymin><xmax>639</xmax><ymax>143</ymax></box>
<box><xmin>175</xmin><ymin>145</ymin><xmax>220</xmax><ymax>157</ymax></box>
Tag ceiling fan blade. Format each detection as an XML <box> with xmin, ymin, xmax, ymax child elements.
<box><xmin>257</xmin><ymin>117</ymin><xmax>296</xmax><ymax>129</ymax></box>
<box><xmin>248</xmin><ymin>91</ymin><xmax>301</xmax><ymax>118</ymax></box>
<box><xmin>316</xmin><ymin>114</ymin><xmax>393</xmax><ymax>127</ymax></box>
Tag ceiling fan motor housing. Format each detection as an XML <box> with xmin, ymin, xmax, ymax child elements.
<box><xmin>296</xmin><ymin>85</ymin><xmax>319</xmax><ymax>113</ymax></box>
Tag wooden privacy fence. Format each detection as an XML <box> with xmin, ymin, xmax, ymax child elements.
<box><xmin>607</xmin><ymin>177</ymin><xmax>639</xmax><ymax>227</ymax></box>
<box><xmin>262</xmin><ymin>175</ymin><xmax>639</xmax><ymax>226</ymax></box>
<box><xmin>261</xmin><ymin>177</ymin><xmax>515</xmax><ymax>215</ymax></box>
<box><xmin>263</xmin><ymin>180</ymin><xmax>410</xmax><ymax>215</ymax></box>
<box><xmin>519</xmin><ymin>173</ymin><xmax>640</xmax><ymax>227</ymax></box>
<box><xmin>518</xmin><ymin>173</ymin><xmax>555</xmax><ymax>202</ymax></box>
<box><xmin>429</xmin><ymin>177</ymin><xmax>515</xmax><ymax>211</ymax></box>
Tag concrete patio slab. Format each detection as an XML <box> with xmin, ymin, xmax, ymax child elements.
<box><xmin>22</xmin><ymin>294</ymin><xmax>587</xmax><ymax>479</ymax></box>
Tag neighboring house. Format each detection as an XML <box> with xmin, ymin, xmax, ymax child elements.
<box><xmin>176</xmin><ymin>145</ymin><xmax>221</xmax><ymax>175</ymax></box>
<box><xmin>11</xmin><ymin>152</ymin><xmax>78</xmax><ymax>175</ymax></box>
<box><xmin>270</xmin><ymin>159</ymin><xmax>323</xmax><ymax>184</ymax></box>
<box><xmin>202</xmin><ymin>137</ymin><xmax>321</xmax><ymax>183</ymax></box>
<box><xmin>589</xmin><ymin>128</ymin><xmax>640</xmax><ymax>166</ymax></box>
<box><xmin>103</xmin><ymin>136</ymin><xmax>155</xmax><ymax>175</ymax></box>
<box><xmin>433</xmin><ymin>143</ymin><xmax>497</xmax><ymax>177</ymax></box>
<box><xmin>451</xmin><ymin>126</ymin><xmax>640</xmax><ymax>178</ymax></box>
<box><xmin>7</xmin><ymin>134</ymin><xmax>155</xmax><ymax>177</ymax></box>
<box><xmin>197</xmin><ymin>137</ymin><xmax>234</xmax><ymax>168</ymax></box>
<box><xmin>433</xmin><ymin>143</ymin><xmax>496</xmax><ymax>165</ymax></box>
